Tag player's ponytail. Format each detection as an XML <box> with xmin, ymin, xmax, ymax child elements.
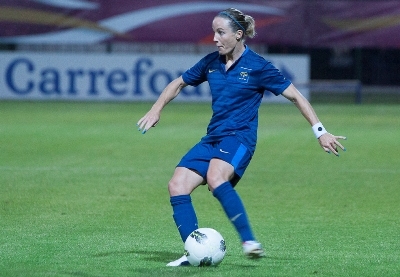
<box><xmin>244</xmin><ymin>15</ymin><xmax>256</xmax><ymax>38</ymax></box>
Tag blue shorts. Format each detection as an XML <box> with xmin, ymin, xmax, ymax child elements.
<box><xmin>177</xmin><ymin>135</ymin><xmax>252</xmax><ymax>186</ymax></box>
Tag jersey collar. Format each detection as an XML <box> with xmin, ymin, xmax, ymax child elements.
<box><xmin>219</xmin><ymin>45</ymin><xmax>249</xmax><ymax>65</ymax></box>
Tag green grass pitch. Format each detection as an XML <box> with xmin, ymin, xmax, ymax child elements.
<box><xmin>0</xmin><ymin>101</ymin><xmax>399</xmax><ymax>276</ymax></box>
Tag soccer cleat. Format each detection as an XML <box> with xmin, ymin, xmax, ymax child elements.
<box><xmin>166</xmin><ymin>255</ymin><xmax>191</xmax><ymax>266</ymax></box>
<box><xmin>242</xmin><ymin>240</ymin><xmax>265</xmax><ymax>259</ymax></box>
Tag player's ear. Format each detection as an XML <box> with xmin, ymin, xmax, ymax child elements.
<box><xmin>236</xmin><ymin>30</ymin><xmax>243</xmax><ymax>40</ymax></box>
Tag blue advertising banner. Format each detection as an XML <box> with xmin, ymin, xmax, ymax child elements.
<box><xmin>0</xmin><ymin>52</ymin><xmax>309</xmax><ymax>102</ymax></box>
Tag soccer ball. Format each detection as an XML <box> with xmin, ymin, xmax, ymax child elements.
<box><xmin>184</xmin><ymin>228</ymin><xmax>226</xmax><ymax>266</ymax></box>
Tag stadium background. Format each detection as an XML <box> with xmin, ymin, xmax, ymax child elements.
<box><xmin>1</xmin><ymin>0</ymin><xmax>400</xmax><ymax>103</ymax></box>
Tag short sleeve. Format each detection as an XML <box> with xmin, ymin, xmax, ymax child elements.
<box><xmin>182</xmin><ymin>58</ymin><xmax>208</xmax><ymax>86</ymax></box>
<box><xmin>182</xmin><ymin>52</ymin><xmax>219</xmax><ymax>87</ymax></box>
<box><xmin>260</xmin><ymin>61</ymin><xmax>291</xmax><ymax>95</ymax></box>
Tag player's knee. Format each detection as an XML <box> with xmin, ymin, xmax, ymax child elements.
<box><xmin>168</xmin><ymin>177</ymin><xmax>193</xmax><ymax>196</ymax></box>
<box><xmin>206</xmin><ymin>173</ymin><xmax>225</xmax><ymax>191</ymax></box>
<box><xmin>168</xmin><ymin>178</ymin><xmax>181</xmax><ymax>196</ymax></box>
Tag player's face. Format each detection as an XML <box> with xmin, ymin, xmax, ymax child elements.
<box><xmin>212</xmin><ymin>16</ymin><xmax>240</xmax><ymax>56</ymax></box>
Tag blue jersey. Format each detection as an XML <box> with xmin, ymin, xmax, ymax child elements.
<box><xmin>182</xmin><ymin>47</ymin><xmax>291</xmax><ymax>154</ymax></box>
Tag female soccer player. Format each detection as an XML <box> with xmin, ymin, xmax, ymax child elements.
<box><xmin>137</xmin><ymin>8</ymin><xmax>346</xmax><ymax>266</ymax></box>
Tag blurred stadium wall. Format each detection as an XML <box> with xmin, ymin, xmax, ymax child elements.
<box><xmin>1</xmin><ymin>0</ymin><xmax>399</xmax><ymax>103</ymax></box>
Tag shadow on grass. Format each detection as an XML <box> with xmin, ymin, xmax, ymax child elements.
<box><xmin>92</xmin><ymin>249</ymin><xmax>276</xmax><ymax>262</ymax></box>
<box><xmin>63</xmin><ymin>272</ymin><xmax>101</xmax><ymax>277</ymax></box>
<box><xmin>92</xmin><ymin>248</ymin><xmax>285</xmax><ymax>267</ymax></box>
<box><xmin>60</xmin><ymin>250</ymin><xmax>284</xmax><ymax>277</ymax></box>
<box><xmin>92</xmin><ymin>249</ymin><xmax>178</xmax><ymax>263</ymax></box>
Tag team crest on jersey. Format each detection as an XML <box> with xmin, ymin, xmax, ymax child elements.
<box><xmin>238</xmin><ymin>67</ymin><xmax>251</xmax><ymax>83</ymax></box>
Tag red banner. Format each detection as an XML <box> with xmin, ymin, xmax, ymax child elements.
<box><xmin>1</xmin><ymin>0</ymin><xmax>400</xmax><ymax>48</ymax></box>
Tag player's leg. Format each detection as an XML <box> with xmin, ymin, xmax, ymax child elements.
<box><xmin>167</xmin><ymin>141</ymin><xmax>211</xmax><ymax>266</ymax></box>
<box><xmin>207</xmin><ymin>137</ymin><xmax>264</xmax><ymax>258</ymax></box>
<box><xmin>168</xmin><ymin>166</ymin><xmax>205</xmax><ymax>242</ymax></box>
<box><xmin>207</xmin><ymin>160</ymin><xmax>257</xmax><ymax>241</ymax></box>
<box><xmin>167</xmin><ymin>167</ymin><xmax>204</xmax><ymax>266</ymax></box>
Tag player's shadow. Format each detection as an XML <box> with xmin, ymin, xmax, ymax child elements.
<box><xmin>92</xmin><ymin>249</ymin><xmax>178</xmax><ymax>262</ymax></box>
<box><xmin>92</xmin><ymin>249</ymin><xmax>281</xmax><ymax>269</ymax></box>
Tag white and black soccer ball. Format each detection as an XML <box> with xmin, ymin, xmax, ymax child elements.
<box><xmin>184</xmin><ymin>228</ymin><xmax>226</xmax><ymax>266</ymax></box>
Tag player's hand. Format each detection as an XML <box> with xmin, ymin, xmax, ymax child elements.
<box><xmin>137</xmin><ymin>110</ymin><xmax>160</xmax><ymax>134</ymax></box>
<box><xmin>318</xmin><ymin>133</ymin><xmax>346</xmax><ymax>156</ymax></box>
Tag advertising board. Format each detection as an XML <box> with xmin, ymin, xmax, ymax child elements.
<box><xmin>0</xmin><ymin>52</ymin><xmax>309</xmax><ymax>102</ymax></box>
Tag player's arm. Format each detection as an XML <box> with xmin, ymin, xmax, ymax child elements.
<box><xmin>137</xmin><ymin>76</ymin><xmax>187</xmax><ymax>134</ymax></box>
<box><xmin>281</xmin><ymin>83</ymin><xmax>346</xmax><ymax>156</ymax></box>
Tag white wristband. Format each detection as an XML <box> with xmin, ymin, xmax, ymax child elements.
<box><xmin>312</xmin><ymin>122</ymin><xmax>327</xmax><ymax>139</ymax></box>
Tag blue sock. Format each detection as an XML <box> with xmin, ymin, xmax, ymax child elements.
<box><xmin>213</xmin><ymin>182</ymin><xmax>255</xmax><ymax>242</ymax></box>
<box><xmin>170</xmin><ymin>195</ymin><xmax>198</xmax><ymax>242</ymax></box>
